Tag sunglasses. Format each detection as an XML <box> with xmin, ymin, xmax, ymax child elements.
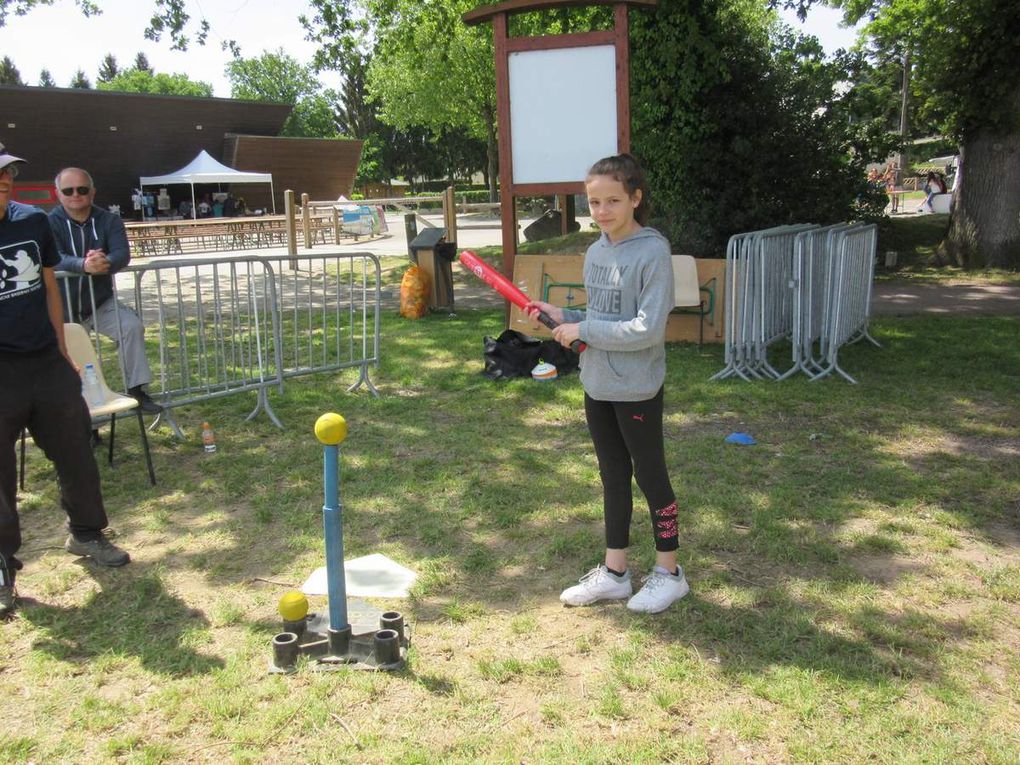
<box><xmin>60</xmin><ymin>186</ymin><xmax>92</xmax><ymax>196</ymax></box>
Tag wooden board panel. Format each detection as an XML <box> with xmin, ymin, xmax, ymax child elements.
<box><xmin>510</xmin><ymin>254</ymin><xmax>727</xmax><ymax>344</ymax></box>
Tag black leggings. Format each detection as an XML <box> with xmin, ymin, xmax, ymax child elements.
<box><xmin>584</xmin><ymin>388</ymin><xmax>678</xmax><ymax>552</ymax></box>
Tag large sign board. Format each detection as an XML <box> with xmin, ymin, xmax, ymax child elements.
<box><xmin>508</xmin><ymin>45</ymin><xmax>618</xmax><ymax>185</ymax></box>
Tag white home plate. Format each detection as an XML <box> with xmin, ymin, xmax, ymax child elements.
<box><xmin>301</xmin><ymin>553</ymin><xmax>417</xmax><ymax>598</ymax></box>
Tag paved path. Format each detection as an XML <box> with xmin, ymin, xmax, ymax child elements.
<box><xmin>872</xmin><ymin>281</ymin><xmax>1020</xmax><ymax>316</ymax></box>
<box><xmin>134</xmin><ymin>210</ymin><xmax>1020</xmax><ymax>317</ymax></box>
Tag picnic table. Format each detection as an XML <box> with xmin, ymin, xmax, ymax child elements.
<box><xmin>125</xmin><ymin>215</ymin><xmax>333</xmax><ymax>255</ymax></box>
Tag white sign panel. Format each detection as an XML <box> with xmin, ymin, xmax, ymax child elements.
<box><xmin>508</xmin><ymin>45</ymin><xmax>618</xmax><ymax>185</ymax></box>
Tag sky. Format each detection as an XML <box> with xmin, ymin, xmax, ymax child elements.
<box><xmin>1</xmin><ymin>1</ymin><xmax>861</xmax><ymax>98</ymax></box>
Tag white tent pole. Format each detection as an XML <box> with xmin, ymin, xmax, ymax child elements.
<box><xmin>270</xmin><ymin>180</ymin><xmax>277</xmax><ymax>214</ymax></box>
<box><xmin>191</xmin><ymin>183</ymin><xmax>197</xmax><ymax>219</ymax></box>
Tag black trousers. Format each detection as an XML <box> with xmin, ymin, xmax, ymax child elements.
<box><xmin>0</xmin><ymin>346</ymin><xmax>108</xmax><ymax>566</ymax></box>
<box><xmin>585</xmin><ymin>388</ymin><xmax>679</xmax><ymax>552</ymax></box>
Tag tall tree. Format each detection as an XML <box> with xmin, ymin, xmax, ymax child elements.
<box><xmin>225</xmin><ymin>49</ymin><xmax>338</xmax><ymax>137</ymax></box>
<box><xmin>630</xmin><ymin>0</ymin><xmax>880</xmax><ymax>255</ymax></box>
<box><xmin>97</xmin><ymin>53</ymin><xmax>119</xmax><ymax>83</ymax></box>
<box><xmin>37</xmin><ymin>68</ymin><xmax>55</xmax><ymax>87</ymax></box>
<box><xmin>0</xmin><ymin>55</ymin><xmax>24</xmax><ymax>85</ymax></box>
<box><xmin>842</xmin><ymin>0</ymin><xmax>1018</xmax><ymax>267</ymax></box>
<box><xmin>303</xmin><ymin>0</ymin><xmax>499</xmax><ymax>199</ymax></box>
<box><xmin>69</xmin><ymin>68</ymin><xmax>91</xmax><ymax>88</ymax></box>
<box><xmin>97</xmin><ymin>68</ymin><xmax>212</xmax><ymax>97</ymax></box>
<box><xmin>367</xmin><ymin>0</ymin><xmax>498</xmax><ymax>198</ymax></box>
<box><xmin>134</xmin><ymin>52</ymin><xmax>153</xmax><ymax>73</ymax></box>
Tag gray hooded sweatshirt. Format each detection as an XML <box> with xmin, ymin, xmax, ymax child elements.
<box><xmin>562</xmin><ymin>226</ymin><xmax>674</xmax><ymax>401</ymax></box>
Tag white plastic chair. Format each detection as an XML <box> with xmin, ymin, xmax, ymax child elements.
<box><xmin>20</xmin><ymin>324</ymin><xmax>156</xmax><ymax>487</ymax></box>
<box><xmin>671</xmin><ymin>255</ymin><xmax>706</xmax><ymax>345</ymax></box>
<box><xmin>65</xmin><ymin>323</ymin><xmax>156</xmax><ymax>485</ymax></box>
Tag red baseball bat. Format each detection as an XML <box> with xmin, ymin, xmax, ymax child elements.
<box><xmin>458</xmin><ymin>250</ymin><xmax>586</xmax><ymax>353</ymax></box>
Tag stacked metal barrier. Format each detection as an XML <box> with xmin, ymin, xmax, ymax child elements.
<box><xmin>712</xmin><ymin>225</ymin><xmax>815</xmax><ymax>381</ymax></box>
<box><xmin>811</xmin><ymin>224</ymin><xmax>880</xmax><ymax>383</ymax></box>
<box><xmin>712</xmin><ymin>222</ymin><xmax>879</xmax><ymax>384</ymax></box>
<box><xmin>63</xmin><ymin>251</ymin><xmax>382</xmax><ymax>437</ymax></box>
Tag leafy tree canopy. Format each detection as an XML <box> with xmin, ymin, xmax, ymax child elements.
<box><xmin>96</xmin><ymin>68</ymin><xmax>212</xmax><ymax>97</ymax></box>
<box><xmin>0</xmin><ymin>54</ymin><xmax>24</xmax><ymax>85</ymax></box>
<box><xmin>69</xmin><ymin>68</ymin><xmax>91</xmax><ymax>88</ymax></box>
<box><xmin>37</xmin><ymin>67</ymin><xmax>55</xmax><ymax>87</ymax></box>
<box><xmin>226</xmin><ymin>49</ymin><xmax>339</xmax><ymax>137</ymax></box>
<box><xmin>97</xmin><ymin>53</ymin><xmax>119</xmax><ymax>83</ymax></box>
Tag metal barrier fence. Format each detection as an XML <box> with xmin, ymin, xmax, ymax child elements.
<box><xmin>258</xmin><ymin>252</ymin><xmax>381</xmax><ymax>395</ymax></box>
<box><xmin>712</xmin><ymin>222</ymin><xmax>879</xmax><ymax>384</ymax></box>
<box><xmin>59</xmin><ymin>251</ymin><xmax>381</xmax><ymax>437</ymax></box>
<box><xmin>128</xmin><ymin>257</ymin><xmax>284</xmax><ymax>436</ymax></box>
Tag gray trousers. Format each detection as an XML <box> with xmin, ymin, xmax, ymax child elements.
<box><xmin>85</xmin><ymin>299</ymin><xmax>153</xmax><ymax>390</ymax></box>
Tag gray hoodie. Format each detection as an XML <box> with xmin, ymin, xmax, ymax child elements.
<box><xmin>562</xmin><ymin>226</ymin><xmax>674</xmax><ymax>401</ymax></box>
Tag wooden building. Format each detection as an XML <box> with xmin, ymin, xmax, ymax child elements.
<box><xmin>0</xmin><ymin>85</ymin><xmax>362</xmax><ymax>214</ymax></box>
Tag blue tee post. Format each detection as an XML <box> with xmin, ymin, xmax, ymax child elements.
<box><xmin>315</xmin><ymin>413</ymin><xmax>350</xmax><ymax>632</ymax></box>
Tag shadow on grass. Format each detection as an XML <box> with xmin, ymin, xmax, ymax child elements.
<box><xmin>18</xmin><ymin>561</ymin><xmax>223</xmax><ymax>677</ymax></box>
<box><xmin>22</xmin><ymin>310</ymin><xmax>1015</xmax><ymax>694</ymax></box>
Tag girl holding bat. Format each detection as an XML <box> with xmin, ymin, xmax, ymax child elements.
<box><xmin>527</xmin><ymin>153</ymin><xmax>688</xmax><ymax>614</ymax></box>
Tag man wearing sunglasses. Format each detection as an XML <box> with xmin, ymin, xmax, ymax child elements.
<box><xmin>0</xmin><ymin>144</ymin><xmax>131</xmax><ymax>617</ymax></box>
<box><xmin>48</xmin><ymin>167</ymin><xmax>161</xmax><ymax>415</ymax></box>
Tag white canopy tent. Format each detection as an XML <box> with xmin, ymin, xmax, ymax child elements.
<box><xmin>139</xmin><ymin>150</ymin><xmax>275</xmax><ymax>219</ymax></box>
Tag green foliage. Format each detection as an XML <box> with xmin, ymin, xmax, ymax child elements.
<box><xmin>96</xmin><ymin>68</ymin><xmax>212</xmax><ymax>97</ymax></box>
<box><xmin>226</xmin><ymin>49</ymin><xmax>337</xmax><ymax>137</ymax></box>
<box><xmin>823</xmin><ymin>0</ymin><xmax>1020</xmax><ymax>269</ymax></box>
<box><xmin>36</xmin><ymin>67</ymin><xmax>54</xmax><ymax>87</ymax></box>
<box><xmin>97</xmin><ymin>52</ymin><xmax>119</xmax><ymax>83</ymax></box>
<box><xmin>69</xmin><ymin>68</ymin><xmax>91</xmax><ymax>89</ymax></box>
<box><xmin>0</xmin><ymin>55</ymin><xmax>24</xmax><ymax>85</ymax></box>
<box><xmin>364</xmin><ymin>0</ymin><xmax>495</xmax><ymax>145</ymax></box>
<box><xmin>631</xmin><ymin>0</ymin><xmax>873</xmax><ymax>256</ymax></box>
<box><xmin>838</xmin><ymin>0</ymin><xmax>1019</xmax><ymax>140</ymax></box>
<box><xmin>303</xmin><ymin>2</ymin><xmax>489</xmax><ymax>189</ymax></box>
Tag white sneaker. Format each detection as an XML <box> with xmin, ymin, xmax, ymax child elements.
<box><xmin>560</xmin><ymin>565</ymin><xmax>632</xmax><ymax>606</ymax></box>
<box><xmin>627</xmin><ymin>566</ymin><xmax>690</xmax><ymax>613</ymax></box>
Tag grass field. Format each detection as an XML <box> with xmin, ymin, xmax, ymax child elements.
<box><xmin>1</xmin><ymin>270</ymin><xmax>1018</xmax><ymax>763</ymax></box>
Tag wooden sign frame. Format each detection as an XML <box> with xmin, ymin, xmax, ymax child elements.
<box><xmin>463</xmin><ymin>0</ymin><xmax>658</xmax><ymax>279</ymax></box>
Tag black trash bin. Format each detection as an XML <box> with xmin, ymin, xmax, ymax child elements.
<box><xmin>403</xmin><ymin>213</ymin><xmax>418</xmax><ymax>259</ymax></box>
<box><xmin>409</xmin><ymin>227</ymin><xmax>456</xmax><ymax>311</ymax></box>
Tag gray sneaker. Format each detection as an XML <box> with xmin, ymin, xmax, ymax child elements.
<box><xmin>0</xmin><ymin>557</ymin><xmax>16</xmax><ymax>617</ymax></box>
<box><xmin>65</xmin><ymin>534</ymin><xmax>130</xmax><ymax>567</ymax></box>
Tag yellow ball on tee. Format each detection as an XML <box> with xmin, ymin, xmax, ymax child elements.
<box><xmin>314</xmin><ymin>413</ymin><xmax>347</xmax><ymax>445</ymax></box>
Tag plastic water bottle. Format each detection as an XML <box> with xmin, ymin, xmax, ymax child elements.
<box><xmin>201</xmin><ymin>422</ymin><xmax>217</xmax><ymax>453</ymax></box>
<box><xmin>82</xmin><ymin>364</ymin><xmax>103</xmax><ymax>407</ymax></box>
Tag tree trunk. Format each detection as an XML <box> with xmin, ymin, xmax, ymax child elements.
<box><xmin>940</xmin><ymin>89</ymin><xmax>1020</xmax><ymax>269</ymax></box>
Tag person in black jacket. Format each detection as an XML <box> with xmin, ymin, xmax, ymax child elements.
<box><xmin>0</xmin><ymin>146</ymin><xmax>130</xmax><ymax>617</ymax></box>
<box><xmin>48</xmin><ymin>168</ymin><xmax>161</xmax><ymax>414</ymax></box>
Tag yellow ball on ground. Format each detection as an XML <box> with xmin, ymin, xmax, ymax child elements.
<box><xmin>314</xmin><ymin>412</ymin><xmax>347</xmax><ymax>445</ymax></box>
<box><xmin>278</xmin><ymin>590</ymin><xmax>309</xmax><ymax>622</ymax></box>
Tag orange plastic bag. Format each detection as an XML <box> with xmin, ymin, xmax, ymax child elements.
<box><xmin>400</xmin><ymin>265</ymin><xmax>430</xmax><ymax>319</ymax></box>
